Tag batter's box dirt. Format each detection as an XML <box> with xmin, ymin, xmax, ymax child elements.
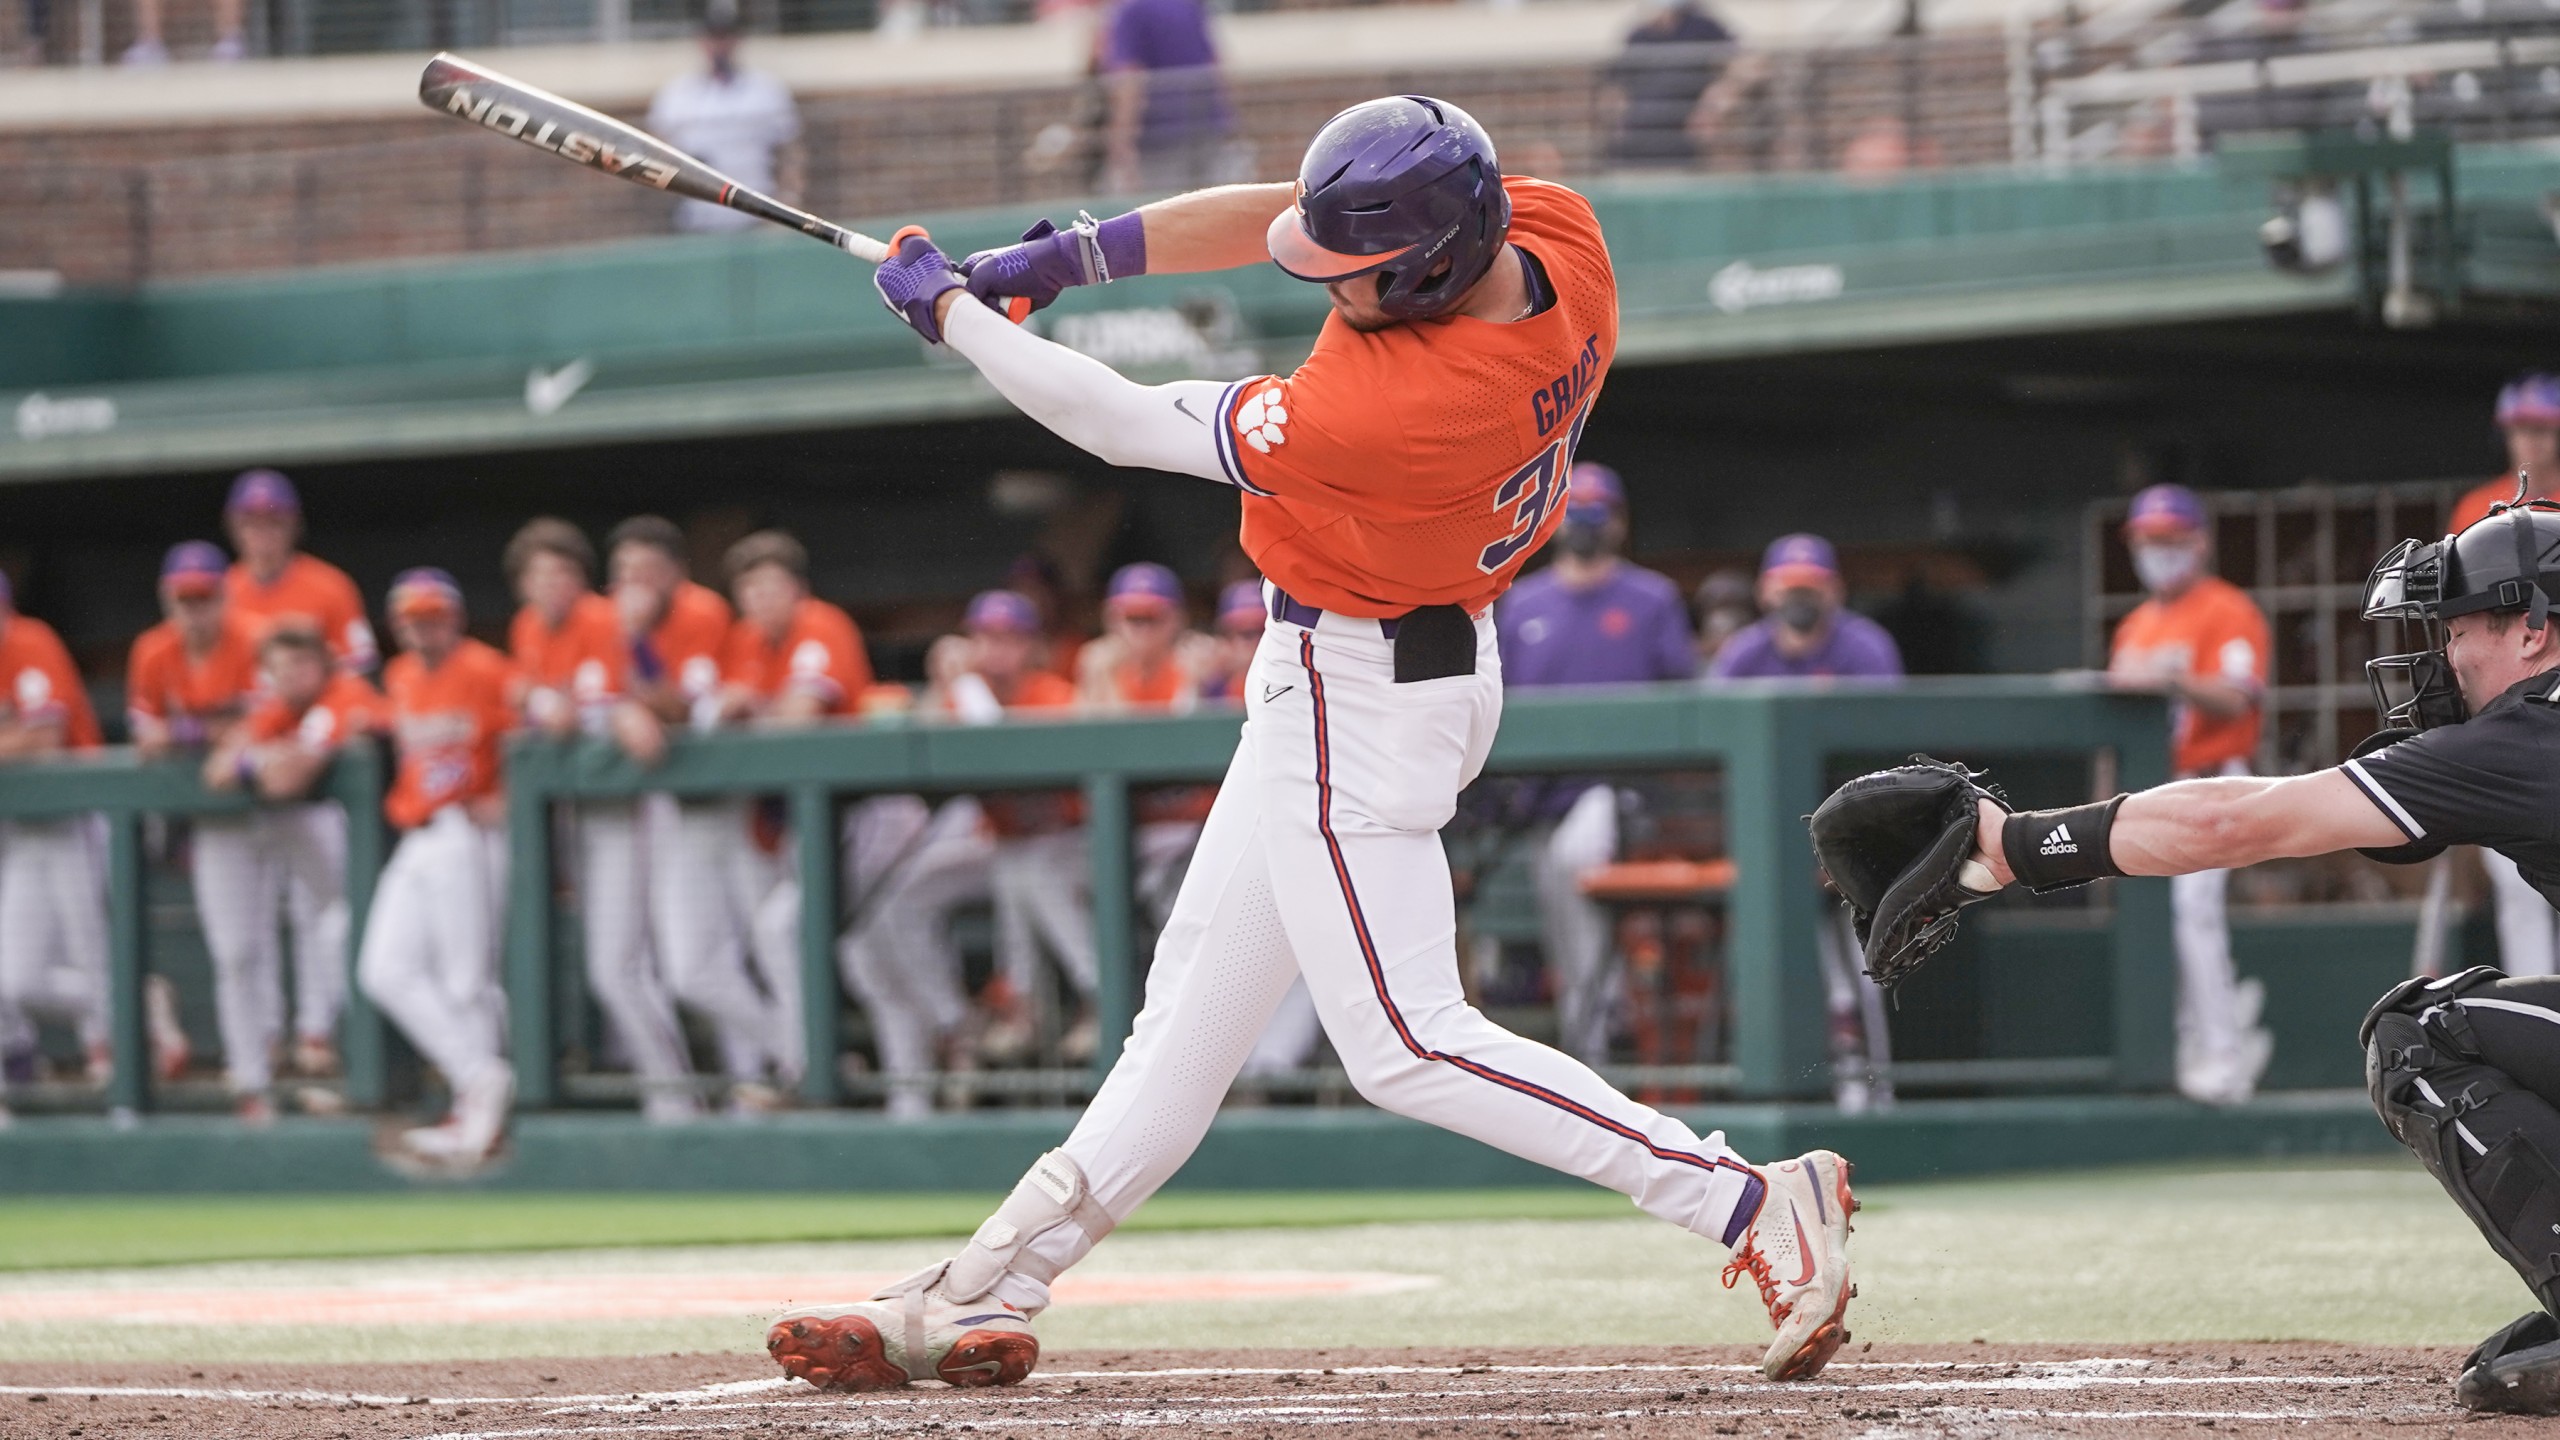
<box><xmin>0</xmin><ymin>1343</ymin><xmax>2530</xmax><ymax>1438</ymax></box>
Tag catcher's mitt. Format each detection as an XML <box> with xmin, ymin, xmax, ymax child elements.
<box><xmin>1807</xmin><ymin>756</ymin><xmax>2008</xmax><ymax>988</ymax></box>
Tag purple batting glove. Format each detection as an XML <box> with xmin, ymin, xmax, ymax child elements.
<box><xmin>874</xmin><ymin>227</ymin><xmax>966</xmax><ymax>345</ymax></box>
<box><xmin>959</xmin><ymin>211</ymin><xmax>1147</xmax><ymax>317</ymax></box>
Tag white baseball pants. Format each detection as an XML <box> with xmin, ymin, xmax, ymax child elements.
<box><xmin>357</xmin><ymin>806</ymin><xmax>508</xmax><ymax>1094</ymax></box>
<box><xmin>0</xmin><ymin>816</ymin><xmax>110</xmax><ymax>1091</ymax></box>
<box><xmin>981</xmin><ymin>607</ymin><xmax>1761</xmax><ymax>1315</ymax></box>
<box><xmin>573</xmin><ymin>802</ymin><xmax>695</xmax><ymax>1114</ymax></box>
<box><xmin>992</xmin><ymin>829</ymin><xmax>1099</xmax><ymax>1005</ymax></box>
<box><xmin>1535</xmin><ymin>782</ymin><xmax>1620</xmax><ymax>1064</ymax></box>
<box><xmin>645</xmin><ymin>795</ymin><xmax>777</xmax><ymax>1083</ymax></box>
<box><xmin>839</xmin><ymin>798</ymin><xmax>991</xmax><ymax>1116</ymax></box>
<box><xmin>2482</xmin><ymin>848</ymin><xmax>2559</xmax><ymax>979</ymax></box>
<box><xmin>752</xmin><ymin>795</ymin><xmax>941</xmax><ymax>1090</ymax></box>
<box><xmin>191</xmin><ymin>804</ymin><xmax>351</xmax><ymax>1093</ymax></box>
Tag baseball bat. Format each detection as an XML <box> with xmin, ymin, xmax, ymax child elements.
<box><xmin>418</xmin><ymin>51</ymin><xmax>890</xmax><ymax>263</ymax></box>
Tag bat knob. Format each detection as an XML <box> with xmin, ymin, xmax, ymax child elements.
<box><xmin>1005</xmin><ymin>296</ymin><xmax>1033</xmax><ymax>325</ymax></box>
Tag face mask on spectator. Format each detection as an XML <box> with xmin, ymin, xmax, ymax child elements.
<box><xmin>1776</xmin><ymin>589</ymin><xmax>1826</xmax><ymax>633</ymax></box>
<box><xmin>2132</xmin><ymin>542</ymin><xmax>2201</xmax><ymax>595</ymax></box>
<box><xmin>1559</xmin><ymin>517</ymin><xmax>1609</xmax><ymax>559</ymax></box>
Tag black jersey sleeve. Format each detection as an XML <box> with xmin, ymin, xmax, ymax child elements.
<box><xmin>2341</xmin><ymin>703</ymin><xmax>2560</xmax><ymax>849</ymax></box>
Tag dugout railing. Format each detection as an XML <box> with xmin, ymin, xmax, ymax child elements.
<box><xmin>0</xmin><ymin>678</ymin><xmax>2170</xmax><ymax>1114</ymax></box>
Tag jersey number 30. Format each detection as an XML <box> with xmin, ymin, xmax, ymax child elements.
<box><xmin>1476</xmin><ymin>406</ymin><xmax>1591</xmax><ymax>575</ymax></box>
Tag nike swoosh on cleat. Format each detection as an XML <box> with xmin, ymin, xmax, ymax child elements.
<box><xmin>1787</xmin><ymin>1210</ymin><xmax>1817</xmax><ymax>1287</ymax></box>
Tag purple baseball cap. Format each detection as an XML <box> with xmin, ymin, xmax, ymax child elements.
<box><xmin>388</xmin><ymin>566</ymin><xmax>463</xmax><ymax>619</ymax></box>
<box><xmin>1760</xmin><ymin>532</ymin><xmax>1839</xmax><ymax>588</ymax></box>
<box><xmin>160</xmin><ymin>540</ymin><xmax>229</xmax><ymax>599</ymax></box>
<box><xmin>2498</xmin><ymin>375</ymin><xmax>2560</xmax><ymax>429</ymax></box>
<box><xmin>1216</xmin><ymin>579</ymin><xmax>1266</xmax><ymax>632</ymax></box>
<box><xmin>964</xmin><ymin>588</ymin><xmax>1041</xmax><ymax>635</ymax></box>
<box><xmin>2124</xmin><ymin>483</ymin><xmax>2207</xmax><ymax>538</ymax></box>
<box><xmin>226</xmin><ymin>467</ymin><xmax>301</xmax><ymax>516</ymax></box>
<box><xmin>1564</xmin><ymin>462</ymin><xmax>1625</xmax><ymax>523</ymax></box>
<box><xmin>1105</xmin><ymin>562</ymin><xmax>1184</xmax><ymax>617</ymax></box>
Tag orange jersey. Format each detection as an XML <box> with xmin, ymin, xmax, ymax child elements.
<box><xmin>381</xmin><ymin>638</ymin><xmax>518</xmax><ymax>830</ymax></box>
<box><xmin>2451</xmin><ymin>472</ymin><xmax>2554</xmax><ymax>536</ymax></box>
<box><xmin>125</xmin><ymin>615</ymin><xmax>262</xmax><ymax>734</ymax></box>
<box><xmin>0</xmin><ymin>613</ymin><xmax>101</xmax><ymax>749</ymax></box>
<box><xmin>226</xmin><ymin>554</ymin><xmax>377</xmax><ymax>671</ymax></box>
<box><xmin>1109</xmin><ymin>657</ymin><xmax>1191</xmax><ymax>711</ymax></box>
<box><xmin>243</xmin><ymin>672</ymin><xmax>386</xmax><ymax>751</ymax></box>
<box><xmin>509</xmin><ymin>593</ymin><xmax>619</xmax><ymax>691</ymax></box>
<box><xmin>722</xmin><ymin>598</ymin><xmax>873</xmax><ymax>714</ymax></box>
<box><xmin>2111</xmin><ymin>575</ymin><xmax>2270</xmax><ymax>776</ymax></box>
<box><xmin>1220</xmin><ymin>178</ymin><xmax>1617</xmax><ymax>619</ymax></box>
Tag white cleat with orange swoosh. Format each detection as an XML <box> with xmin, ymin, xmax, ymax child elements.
<box><xmin>1723</xmin><ymin>1149</ymin><xmax>1858</xmax><ymax>1381</ymax></box>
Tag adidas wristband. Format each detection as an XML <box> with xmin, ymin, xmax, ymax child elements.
<box><xmin>2001</xmin><ymin>795</ymin><xmax>2129</xmax><ymax>894</ymax></box>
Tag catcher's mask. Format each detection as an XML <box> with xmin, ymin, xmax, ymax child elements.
<box><xmin>2363</xmin><ymin>491</ymin><xmax>2560</xmax><ymax>729</ymax></box>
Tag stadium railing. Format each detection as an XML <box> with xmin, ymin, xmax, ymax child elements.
<box><xmin>0</xmin><ymin>740</ymin><xmax>394</xmax><ymax>1114</ymax></box>
<box><xmin>0</xmin><ymin>677</ymin><xmax>2167</xmax><ymax>1115</ymax></box>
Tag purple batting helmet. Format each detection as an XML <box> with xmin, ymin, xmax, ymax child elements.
<box><xmin>2124</xmin><ymin>483</ymin><xmax>2208</xmax><ymax>538</ymax></box>
<box><xmin>964</xmin><ymin>589</ymin><xmax>1042</xmax><ymax>636</ymax></box>
<box><xmin>2497</xmin><ymin>375</ymin><xmax>2560</xmax><ymax>429</ymax></box>
<box><xmin>1266</xmin><ymin>96</ymin><xmax>1511</xmax><ymax>322</ymax></box>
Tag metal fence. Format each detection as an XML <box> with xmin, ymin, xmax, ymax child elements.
<box><xmin>0</xmin><ymin>678</ymin><xmax>2176</xmax><ymax>1121</ymax></box>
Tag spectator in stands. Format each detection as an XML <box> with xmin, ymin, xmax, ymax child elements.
<box><xmin>646</xmin><ymin>3</ymin><xmax>802</xmax><ymax>236</ymax></box>
<box><xmin>505</xmin><ymin>518</ymin><xmax>699</xmax><ymax>1125</ymax></box>
<box><xmin>1605</xmin><ymin>0</ymin><xmax>1760</xmax><ymax>169</ymax></box>
<box><xmin>222</xmin><ymin>468</ymin><xmax>377</xmax><ymax>674</ymax></box>
<box><xmin>1495</xmin><ymin>463</ymin><xmax>1695</xmax><ymax>1065</ymax></box>
<box><xmin>1705</xmin><ymin>533</ymin><xmax>1902</xmax><ymax>680</ymax></box>
<box><xmin>204</xmin><ymin>624</ymin><xmax>384</xmax><ymax>1119</ymax></box>
<box><xmin>0</xmin><ymin>571</ymin><xmax>110</xmax><ymax>1124</ymax></box>
<box><xmin>1098</xmin><ymin>0</ymin><xmax>1242</xmax><ymax>193</ymax></box>
<box><xmin>2451</xmin><ymin>376</ymin><xmax>2560</xmax><ymax>980</ymax></box>
<box><xmin>357</xmin><ymin>568</ymin><xmax>516</xmax><ymax>1166</ymax></box>
<box><xmin>718</xmin><ymin>528</ymin><xmax>876</xmax><ymax>1094</ymax></box>
<box><xmin>2107</xmin><ymin>483</ymin><xmax>2273</xmax><ymax>1107</ymax></box>
<box><xmin>1692</xmin><ymin>568</ymin><xmax>1758</xmax><ymax>668</ymax></box>
<box><xmin>127</xmin><ymin>543</ymin><xmax>263</xmax><ymax>1114</ymax></box>
<box><xmin>608</xmin><ymin>515</ymin><xmax>780</xmax><ymax>1108</ymax></box>
<box><xmin>122</xmin><ymin>0</ymin><xmax>244</xmax><ymax>65</ymax></box>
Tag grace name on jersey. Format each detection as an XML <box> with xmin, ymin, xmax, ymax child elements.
<box><xmin>1529</xmin><ymin>333</ymin><xmax>1604</xmax><ymax>439</ymax></box>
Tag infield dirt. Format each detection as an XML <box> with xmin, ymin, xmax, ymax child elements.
<box><xmin>0</xmin><ymin>1342</ymin><xmax>2530</xmax><ymax>1438</ymax></box>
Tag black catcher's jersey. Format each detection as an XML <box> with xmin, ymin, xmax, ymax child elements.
<box><xmin>2343</xmin><ymin>668</ymin><xmax>2560</xmax><ymax>906</ymax></box>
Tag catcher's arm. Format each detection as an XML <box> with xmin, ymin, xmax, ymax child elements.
<box><xmin>1967</xmin><ymin>768</ymin><xmax>2407</xmax><ymax>887</ymax></box>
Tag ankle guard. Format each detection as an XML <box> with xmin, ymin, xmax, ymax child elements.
<box><xmin>2365</xmin><ymin>968</ymin><xmax>2560</xmax><ymax>1314</ymax></box>
<box><xmin>939</xmin><ymin>1149</ymin><xmax>1117</xmax><ymax>1303</ymax></box>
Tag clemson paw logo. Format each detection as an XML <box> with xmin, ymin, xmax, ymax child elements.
<box><xmin>1234</xmin><ymin>386</ymin><xmax>1288</xmax><ymax>454</ymax></box>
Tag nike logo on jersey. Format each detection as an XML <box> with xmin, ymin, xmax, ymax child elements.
<box><xmin>2040</xmin><ymin>823</ymin><xmax>2077</xmax><ymax>856</ymax></box>
<box><xmin>1261</xmin><ymin>682</ymin><xmax>1293</xmax><ymax>703</ymax></box>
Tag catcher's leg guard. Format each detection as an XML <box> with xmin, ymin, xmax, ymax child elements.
<box><xmin>2365</xmin><ymin>968</ymin><xmax>2560</xmax><ymax>1315</ymax></box>
<box><xmin>2458</xmin><ymin>1311</ymin><xmax>2560</xmax><ymax>1413</ymax></box>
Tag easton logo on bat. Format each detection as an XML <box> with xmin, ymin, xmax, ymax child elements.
<box><xmin>440</xmin><ymin>86</ymin><xmax>680</xmax><ymax>189</ymax></box>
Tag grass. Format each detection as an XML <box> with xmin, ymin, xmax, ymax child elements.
<box><xmin>0</xmin><ymin>1160</ymin><xmax>2533</xmax><ymax>1364</ymax></box>
<box><xmin>0</xmin><ymin>1188</ymin><xmax>1637</xmax><ymax>1272</ymax></box>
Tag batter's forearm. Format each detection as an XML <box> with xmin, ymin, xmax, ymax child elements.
<box><xmin>941</xmin><ymin>297</ymin><xmax>1231</xmax><ymax>481</ymax></box>
<box><xmin>1130</xmin><ymin>182</ymin><xmax>1296</xmax><ymax>274</ymax></box>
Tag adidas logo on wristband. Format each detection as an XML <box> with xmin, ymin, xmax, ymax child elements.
<box><xmin>2039</xmin><ymin>824</ymin><xmax>2077</xmax><ymax>857</ymax></box>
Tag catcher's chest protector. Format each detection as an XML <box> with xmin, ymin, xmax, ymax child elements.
<box><xmin>2366</xmin><ymin>967</ymin><xmax>2560</xmax><ymax>1313</ymax></box>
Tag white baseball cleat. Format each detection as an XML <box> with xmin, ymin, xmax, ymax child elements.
<box><xmin>1723</xmin><ymin>1149</ymin><xmax>1858</xmax><ymax>1381</ymax></box>
<box><xmin>768</xmin><ymin>1273</ymin><xmax>1039</xmax><ymax>1392</ymax></box>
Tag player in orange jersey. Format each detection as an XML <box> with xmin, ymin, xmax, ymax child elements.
<box><xmin>0</xmin><ymin>571</ymin><xmax>109</xmax><ymax>1122</ymax></box>
<box><xmin>357</xmin><ymin>569</ymin><xmax>518</xmax><ymax>1167</ymax></box>
<box><xmin>717</xmin><ymin>529</ymin><xmax>879</xmax><ymax>1095</ymax></box>
<box><xmin>204</xmin><ymin>623</ymin><xmax>388</xmax><ymax>1109</ymax></box>
<box><xmin>1078</xmin><ymin>560</ymin><xmax>1214</xmax><ymax>931</ymax></box>
<box><xmin>128</xmin><ymin>543</ymin><xmax>273</xmax><ymax>1112</ymax></box>
<box><xmin>2449</xmin><ymin>378</ymin><xmax>2560</xmax><ymax>978</ymax></box>
<box><xmin>504</xmin><ymin>518</ymin><xmax>699</xmax><ymax>1125</ymax></box>
<box><xmin>2109</xmin><ymin>484</ymin><xmax>2276</xmax><ymax>1106</ymax></box>
<box><xmin>775</xmin><ymin>98</ymin><xmax>1851</xmax><ymax>1393</ymax></box>
<box><xmin>221</xmin><ymin>468</ymin><xmax>378</xmax><ymax>673</ymax></box>
<box><xmin>608</xmin><ymin>516</ymin><xmax>780</xmax><ymax>1110</ymax></box>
